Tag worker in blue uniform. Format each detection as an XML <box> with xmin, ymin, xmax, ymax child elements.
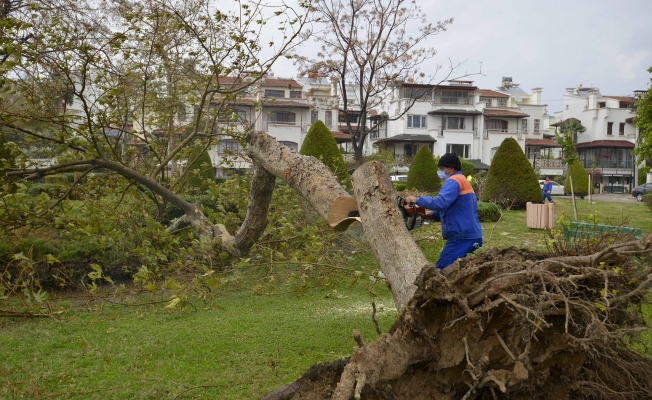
<box><xmin>542</xmin><ymin>176</ymin><xmax>555</xmax><ymax>204</ymax></box>
<box><xmin>406</xmin><ymin>152</ymin><xmax>483</xmax><ymax>270</ymax></box>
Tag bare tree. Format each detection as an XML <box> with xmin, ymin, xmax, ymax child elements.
<box><xmin>295</xmin><ymin>0</ymin><xmax>460</xmax><ymax>165</ymax></box>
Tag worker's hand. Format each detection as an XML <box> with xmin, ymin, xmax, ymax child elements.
<box><xmin>425</xmin><ymin>210</ymin><xmax>433</xmax><ymax>217</ymax></box>
<box><xmin>405</xmin><ymin>196</ymin><xmax>417</xmax><ymax>204</ymax></box>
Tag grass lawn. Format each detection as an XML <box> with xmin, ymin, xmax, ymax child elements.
<box><xmin>0</xmin><ymin>281</ymin><xmax>398</xmax><ymax>399</ymax></box>
<box><xmin>1</xmin><ymin>196</ymin><xmax>650</xmax><ymax>399</ymax></box>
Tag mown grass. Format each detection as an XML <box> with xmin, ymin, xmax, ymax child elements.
<box><xmin>1</xmin><ymin>196</ymin><xmax>651</xmax><ymax>399</ymax></box>
<box><xmin>0</xmin><ymin>279</ymin><xmax>397</xmax><ymax>399</ymax></box>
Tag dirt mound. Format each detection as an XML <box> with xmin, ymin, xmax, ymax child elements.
<box><xmin>262</xmin><ymin>239</ymin><xmax>652</xmax><ymax>400</ymax></box>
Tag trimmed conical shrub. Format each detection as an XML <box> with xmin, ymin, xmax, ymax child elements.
<box><xmin>482</xmin><ymin>137</ymin><xmax>541</xmax><ymax>208</ymax></box>
<box><xmin>460</xmin><ymin>157</ymin><xmax>475</xmax><ymax>177</ymax></box>
<box><xmin>300</xmin><ymin>120</ymin><xmax>351</xmax><ymax>189</ymax></box>
<box><xmin>564</xmin><ymin>159</ymin><xmax>589</xmax><ymax>199</ymax></box>
<box><xmin>406</xmin><ymin>146</ymin><xmax>440</xmax><ymax>192</ymax></box>
<box><xmin>187</xmin><ymin>149</ymin><xmax>215</xmax><ymax>191</ymax></box>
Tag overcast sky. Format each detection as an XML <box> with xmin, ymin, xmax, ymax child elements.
<box><xmin>271</xmin><ymin>0</ymin><xmax>652</xmax><ymax>114</ymax></box>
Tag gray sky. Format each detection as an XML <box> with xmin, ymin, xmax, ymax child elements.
<box><xmin>271</xmin><ymin>0</ymin><xmax>652</xmax><ymax>114</ymax></box>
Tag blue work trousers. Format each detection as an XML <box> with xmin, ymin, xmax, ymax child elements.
<box><xmin>435</xmin><ymin>238</ymin><xmax>483</xmax><ymax>270</ymax></box>
<box><xmin>542</xmin><ymin>191</ymin><xmax>553</xmax><ymax>203</ymax></box>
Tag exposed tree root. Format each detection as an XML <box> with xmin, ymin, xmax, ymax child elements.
<box><xmin>262</xmin><ymin>237</ymin><xmax>652</xmax><ymax>400</ymax></box>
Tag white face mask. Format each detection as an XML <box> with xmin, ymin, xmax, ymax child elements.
<box><xmin>437</xmin><ymin>170</ymin><xmax>448</xmax><ymax>180</ymax></box>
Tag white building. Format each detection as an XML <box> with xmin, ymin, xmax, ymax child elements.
<box><xmin>372</xmin><ymin>77</ymin><xmax>552</xmax><ymax>172</ymax></box>
<box><xmin>208</xmin><ymin>75</ymin><xmax>340</xmax><ymax>177</ymax></box>
<box><xmin>554</xmin><ymin>85</ymin><xmax>638</xmax><ymax>193</ymax></box>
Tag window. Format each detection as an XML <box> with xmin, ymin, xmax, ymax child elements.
<box><xmin>441</xmin><ymin>90</ymin><xmax>469</xmax><ymax>105</ymax></box>
<box><xmin>403</xmin><ymin>88</ymin><xmax>433</xmax><ymax>100</ymax></box>
<box><xmin>290</xmin><ymin>91</ymin><xmax>302</xmax><ymax>98</ymax></box>
<box><xmin>265</xmin><ymin>89</ymin><xmax>285</xmax><ymax>98</ymax></box>
<box><xmin>407</xmin><ymin>115</ymin><xmax>427</xmax><ymax>128</ymax></box>
<box><xmin>486</xmin><ymin>119</ymin><xmax>508</xmax><ymax>131</ymax></box>
<box><xmin>446</xmin><ymin>144</ymin><xmax>470</xmax><ymax>158</ymax></box>
<box><xmin>311</xmin><ymin>110</ymin><xmax>318</xmax><ymax>124</ymax></box>
<box><xmin>404</xmin><ymin>143</ymin><xmax>419</xmax><ymax>157</ymax></box>
<box><xmin>619</xmin><ymin>123</ymin><xmax>625</xmax><ymax>136</ymax></box>
<box><xmin>325</xmin><ymin>110</ymin><xmax>332</xmax><ymax>125</ymax></box>
<box><xmin>607</xmin><ymin>122</ymin><xmax>613</xmax><ymax>136</ymax></box>
<box><xmin>280</xmin><ymin>141</ymin><xmax>298</xmax><ymax>151</ymax></box>
<box><xmin>445</xmin><ymin>116</ymin><xmax>465</xmax><ymax>130</ymax></box>
<box><xmin>497</xmin><ymin>99</ymin><xmax>507</xmax><ymax>107</ymax></box>
<box><xmin>599</xmin><ymin>102</ymin><xmax>606</xmax><ymax>108</ymax></box>
<box><xmin>521</xmin><ymin>119</ymin><xmax>528</xmax><ymax>134</ymax></box>
<box><xmin>217</xmin><ymin>139</ymin><xmax>243</xmax><ymax>154</ymax></box>
<box><xmin>534</xmin><ymin>119</ymin><xmax>540</xmax><ymax>133</ymax></box>
<box><xmin>218</xmin><ymin>108</ymin><xmax>247</xmax><ymax>122</ymax></box>
<box><xmin>480</xmin><ymin>97</ymin><xmax>492</xmax><ymax>107</ymax></box>
<box><xmin>270</xmin><ymin>111</ymin><xmax>295</xmax><ymax>123</ymax></box>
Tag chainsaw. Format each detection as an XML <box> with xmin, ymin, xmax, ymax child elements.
<box><xmin>397</xmin><ymin>196</ymin><xmax>431</xmax><ymax>231</ymax></box>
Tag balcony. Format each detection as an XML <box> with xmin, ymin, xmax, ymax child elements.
<box><xmin>581</xmin><ymin>159</ymin><xmax>633</xmax><ymax>169</ymax></box>
<box><xmin>483</xmin><ymin>129</ymin><xmax>523</xmax><ymax>140</ymax></box>
<box><xmin>262</xmin><ymin>121</ymin><xmax>309</xmax><ymax>131</ymax></box>
<box><xmin>531</xmin><ymin>159</ymin><xmax>563</xmax><ymax>168</ymax></box>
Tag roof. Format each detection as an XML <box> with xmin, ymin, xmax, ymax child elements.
<box><xmin>626</xmin><ymin>117</ymin><xmax>634</xmax><ymax>123</ymax></box>
<box><xmin>474</xmin><ymin>89</ymin><xmax>509</xmax><ymax>98</ymax></box>
<box><xmin>525</xmin><ymin>138</ymin><xmax>561</xmax><ymax>148</ymax></box>
<box><xmin>467</xmin><ymin>159</ymin><xmax>490</xmax><ymax>170</ymax></box>
<box><xmin>604</xmin><ymin>96</ymin><xmax>635</xmax><ymax>103</ymax></box>
<box><xmin>483</xmin><ymin>109</ymin><xmax>530</xmax><ymax>117</ymax></box>
<box><xmin>428</xmin><ymin>109</ymin><xmax>483</xmax><ymax>116</ymax></box>
<box><xmin>575</xmin><ymin>140</ymin><xmax>635</xmax><ymax>149</ymax></box>
<box><xmin>375</xmin><ymin>134</ymin><xmax>437</xmax><ymax>144</ymax></box>
<box><xmin>331</xmin><ymin>131</ymin><xmax>352</xmax><ymax>142</ymax></box>
<box><xmin>262</xmin><ymin>78</ymin><xmax>302</xmax><ymax>89</ymax></box>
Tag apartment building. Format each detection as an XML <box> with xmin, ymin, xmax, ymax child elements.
<box><xmin>554</xmin><ymin>85</ymin><xmax>639</xmax><ymax>193</ymax></box>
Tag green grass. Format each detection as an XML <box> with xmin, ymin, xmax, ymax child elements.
<box><xmin>2</xmin><ymin>196</ymin><xmax>651</xmax><ymax>398</ymax></box>
<box><xmin>0</xmin><ymin>282</ymin><xmax>397</xmax><ymax>399</ymax></box>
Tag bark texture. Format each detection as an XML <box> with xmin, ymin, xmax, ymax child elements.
<box><xmin>352</xmin><ymin>161</ymin><xmax>429</xmax><ymax>310</ymax></box>
<box><xmin>246</xmin><ymin>130</ymin><xmax>357</xmax><ymax>229</ymax></box>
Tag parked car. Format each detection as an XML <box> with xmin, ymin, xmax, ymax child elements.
<box><xmin>538</xmin><ymin>180</ymin><xmax>564</xmax><ymax>196</ymax></box>
<box><xmin>632</xmin><ymin>183</ymin><xmax>652</xmax><ymax>201</ymax></box>
<box><xmin>391</xmin><ymin>175</ymin><xmax>408</xmax><ymax>182</ymax></box>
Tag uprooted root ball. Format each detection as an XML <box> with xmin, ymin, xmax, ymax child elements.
<box><xmin>262</xmin><ymin>238</ymin><xmax>652</xmax><ymax>400</ymax></box>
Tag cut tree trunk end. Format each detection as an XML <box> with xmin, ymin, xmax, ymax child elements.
<box><xmin>261</xmin><ymin>237</ymin><xmax>652</xmax><ymax>400</ymax></box>
<box><xmin>351</xmin><ymin>161</ymin><xmax>430</xmax><ymax>311</ymax></box>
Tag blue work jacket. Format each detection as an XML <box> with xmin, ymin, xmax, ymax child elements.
<box><xmin>415</xmin><ymin>172</ymin><xmax>483</xmax><ymax>240</ymax></box>
<box><xmin>542</xmin><ymin>181</ymin><xmax>553</xmax><ymax>192</ymax></box>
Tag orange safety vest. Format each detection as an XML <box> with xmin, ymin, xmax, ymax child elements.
<box><xmin>448</xmin><ymin>174</ymin><xmax>475</xmax><ymax>196</ymax></box>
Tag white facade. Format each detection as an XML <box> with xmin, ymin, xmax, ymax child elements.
<box><xmin>553</xmin><ymin>86</ymin><xmax>638</xmax><ymax>192</ymax></box>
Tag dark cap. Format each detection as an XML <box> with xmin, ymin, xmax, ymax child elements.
<box><xmin>438</xmin><ymin>152</ymin><xmax>461</xmax><ymax>170</ymax></box>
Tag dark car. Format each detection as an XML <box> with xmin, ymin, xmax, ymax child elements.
<box><xmin>632</xmin><ymin>183</ymin><xmax>652</xmax><ymax>201</ymax></box>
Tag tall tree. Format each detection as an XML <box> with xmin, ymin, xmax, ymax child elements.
<box><xmin>295</xmin><ymin>0</ymin><xmax>459</xmax><ymax>166</ymax></box>
<box><xmin>633</xmin><ymin>67</ymin><xmax>652</xmax><ymax>163</ymax></box>
<box><xmin>555</xmin><ymin>118</ymin><xmax>586</xmax><ymax>219</ymax></box>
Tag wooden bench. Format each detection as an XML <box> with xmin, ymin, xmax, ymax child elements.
<box><xmin>562</xmin><ymin>221</ymin><xmax>643</xmax><ymax>241</ymax></box>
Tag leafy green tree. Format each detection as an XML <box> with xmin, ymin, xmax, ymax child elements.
<box><xmin>300</xmin><ymin>120</ymin><xmax>351</xmax><ymax>189</ymax></box>
<box><xmin>564</xmin><ymin>160</ymin><xmax>589</xmax><ymax>199</ymax></box>
<box><xmin>406</xmin><ymin>146</ymin><xmax>439</xmax><ymax>192</ymax></box>
<box><xmin>482</xmin><ymin>137</ymin><xmax>541</xmax><ymax>208</ymax></box>
<box><xmin>186</xmin><ymin>150</ymin><xmax>215</xmax><ymax>192</ymax></box>
<box><xmin>460</xmin><ymin>157</ymin><xmax>475</xmax><ymax>177</ymax></box>
<box><xmin>0</xmin><ymin>132</ymin><xmax>16</xmax><ymax>180</ymax></box>
<box><xmin>633</xmin><ymin>67</ymin><xmax>652</xmax><ymax>163</ymax></box>
<box><xmin>555</xmin><ymin>118</ymin><xmax>586</xmax><ymax>218</ymax></box>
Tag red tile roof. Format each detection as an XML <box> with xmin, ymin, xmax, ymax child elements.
<box><xmin>576</xmin><ymin>140</ymin><xmax>634</xmax><ymax>149</ymax></box>
<box><xmin>484</xmin><ymin>109</ymin><xmax>530</xmax><ymax>117</ymax></box>
<box><xmin>262</xmin><ymin>78</ymin><xmax>302</xmax><ymax>88</ymax></box>
<box><xmin>604</xmin><ymin>96</ymin><xmax>635</xmax><ymax>103</ymax></box>
<box><xmin>332</xmin><ymin>131</ymin><xmax>352</xmax><ymax>142</ymax></box>
<box><xmin>475</xmin><ymin>89</ymin><xmax>509</xmax><ymax>98</ymax></box>
<box><xmin>525</xmin><ymin>138</ymin><xmax>561</xmax><ymax>147</ymax></box>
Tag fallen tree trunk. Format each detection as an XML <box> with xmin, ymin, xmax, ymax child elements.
<box><xmin>352</xmin><ymin>161</ymin><xmax>429</xmax><ymax>310</ymax></box>
<box><xmin>262</xmin><ymin>237</ymin><xmax>652</xmax><ymax>400</ymax></box>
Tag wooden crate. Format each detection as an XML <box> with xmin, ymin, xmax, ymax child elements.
<box><xmin>526</xmin><ymin>202</ymin><xmax>554</xmax><ymax>229</ymax></box>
